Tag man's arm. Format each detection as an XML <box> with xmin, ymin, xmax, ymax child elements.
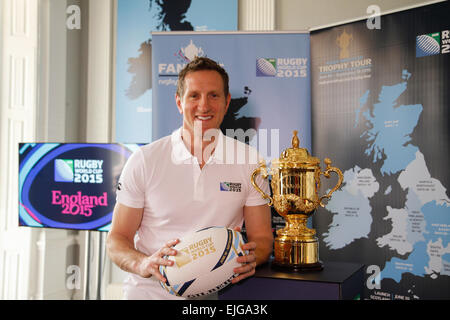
<box><xmin>243</xmin><ymin>203</ymin><xmax>273</xmax><ymax>265</ymax></box>
<box><xmin>106</xmin><ymin>203</ymin><xmax>178</xmax><ymax>281</ymax></box>
<box><xmin>232</xmin><ymin>203</ymin><xmax>273</xmax><ymax>283</ymax></box>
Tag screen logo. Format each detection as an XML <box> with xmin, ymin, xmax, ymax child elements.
<box><xmin>54</xmin><ymin>159</ymin><xmax>103</xmax><ymax>184</ymax></box>
<box><xmin>54</xmin><ymin>159</ymin><xmax>74</xmax><ymax>182</ymax></box>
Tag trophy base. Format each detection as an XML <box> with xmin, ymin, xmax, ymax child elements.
<box><xmin>273</xmin><ymin>237</ymin><xmax>323</xmax><ymax>272</ymax></box>
<box><xmin>271</xmin><ymin>260</ymin><xmax>324</xmax><ymax>272</ymax></box>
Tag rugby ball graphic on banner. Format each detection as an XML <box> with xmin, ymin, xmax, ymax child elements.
<box><xmin>159</xmin><ymin>226</ymin><xmax>246</xmax><ymax>298</ymax></box>
<box><xmin>256</xmin><ymin>57</ymin><xmax>277</xmax><ymax>76</ymax></box>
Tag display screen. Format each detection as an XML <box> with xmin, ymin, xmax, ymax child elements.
<box><xmin>18</xmin><ymin>143</ymin><xmax>141</xmax><ymax>231</ymax></box>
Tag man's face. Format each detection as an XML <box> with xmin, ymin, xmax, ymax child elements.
<box><xmin>176</xmin><ymin>70</ymin><xmax>231</xmax><ymax>138</ymax></box>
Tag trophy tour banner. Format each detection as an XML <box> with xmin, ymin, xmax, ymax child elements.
<box><xmin>18</xmin><ymin>143</ymin><xmax>141</xmax><ymax>232</ymax></box>
<box><xmin>151</xmin><ymin>31</ymin><xmax>312</xmax><ymax>165</ymax></box>
<box><xmin>115</xmin><ymin>0</ymin><xmax>237</xmax><ymax>144</ymax></box>
<box><xmin>311</xmin><ymin>2</ymin><xmax>450</xmax><ymax>299</ymax></box>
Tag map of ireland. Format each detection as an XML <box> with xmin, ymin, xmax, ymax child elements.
<box><xmin>323</xmin><ymin>166</ymin><xmax>379</xmax><ymax>249</ymax></box>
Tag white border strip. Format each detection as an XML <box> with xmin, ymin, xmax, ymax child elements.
<box><xmin>151</xmin><ymin>30</ymin><xmax>309</xmax><ymax>36</ymax></box>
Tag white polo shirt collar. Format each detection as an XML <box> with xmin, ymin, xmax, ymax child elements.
<box><xmin>171</xmin><ymin>127</ymin><xmax>226</xmax><ymax>165</ymax></box>
<box><xmin>170</xmin><ymin>128</ymin><xmax>192</xmax><ymax>163</ymax></box>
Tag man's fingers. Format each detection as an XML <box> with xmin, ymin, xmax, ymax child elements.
<box><xmin>237</xmin><ymin>251</ymin><xmax>255</xmax><ymax>263</ymax></box>
<box><xmin>231</xmin><ymin>267</ymin><xmax>255</xmax><ymax>284</ymax></box>
<box><xmin>150</xmin><ymin>267</ymin><xmax>166</xmax><ymax>282</ymax></box>
<box><xmin>241</xmin><ymin>241</ymin><xmax>256</xmax><ymax>251</ymax></box>
<box><xmin>234</xmin><ymin>260</ymin><xmax>256</xmax><ymax>273</ymax></box>
<box><xmin>165</xmin><ymin>238</ymin><xmax>180</xmax><ymax>247</ymax></box>
<box><xmin>230</xmin><ymin>240</ymin><xmax>257</xmax><ymax>284</ymax></box>
<box><xmin>160</xmin><ymin>247</ymin><xmax>177</xmax><ymax>257</ymax></box>
<box><xmin>143</xmin><ymin>240</ymin><xmax>180</xmax><ymax>281</ymax></box>
<box><xmin>158</xmin><ymin>256</ymin><xmax>174</xmax><ymax>266</ymax></box>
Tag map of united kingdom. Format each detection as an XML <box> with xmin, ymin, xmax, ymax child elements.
<box><xmin>324</xmin><ymin>69</ymin><xmax>450</xmax><ymax>283</ymax></box>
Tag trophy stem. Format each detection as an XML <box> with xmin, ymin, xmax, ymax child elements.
<box><xmin>273</xmin><ymin>212</ymin><xmax>323</xmax><ymax>271</ymax></box>
<box><xmin>284</xmin><ymin>215</ymin><xmax>314</xmax><ymax>238</ymax></box>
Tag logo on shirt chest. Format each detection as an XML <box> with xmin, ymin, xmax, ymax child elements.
<box><xmin>220</xmin><ymin>182</ymin><xmax>242</xmax><ymax>192</ymax></box>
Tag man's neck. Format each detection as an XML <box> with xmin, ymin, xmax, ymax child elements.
<box><xmin>181</xmin><ymin>128</ymin><xmax>219</xmax><ymax>168</ymax></box>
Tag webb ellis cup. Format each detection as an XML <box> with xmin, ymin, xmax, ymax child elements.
<box><xmin>251</xmin><ymin>131</ymin><xmax>343</xmax><ymax>271</ymax></box>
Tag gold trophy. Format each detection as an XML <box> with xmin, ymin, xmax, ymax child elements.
<box><xmin>251</xmin><ymin>130</ymin><xmax>343</xmax><ymax>271</ymax></box>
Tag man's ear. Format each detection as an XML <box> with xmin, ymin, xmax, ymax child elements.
<box><xmin>175</xmin><ymin>94</ymin><xmax>183</xmax><ymax>114</ymax></box>
<box><xmin>225</xmin><ymin>93</ymin><xmax>231</xmax><ymax>113</ymax></box>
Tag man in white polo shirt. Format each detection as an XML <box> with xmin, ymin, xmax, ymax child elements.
<box><xmin>106</xmin><ymin>57</ymin><xmax>273</xmax><ymax>300</ymax></box>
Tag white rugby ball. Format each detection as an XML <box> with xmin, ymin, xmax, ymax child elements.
<box><xmin>159</xmin><ymin>226</ymin><xmax>247</xmax><ymax>298</ymax></box>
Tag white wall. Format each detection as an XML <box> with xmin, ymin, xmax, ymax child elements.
<box><xmin>0</xmin><ymin>0</ymin><xmax>114</xmax><ymax>300</ymax></box>
<box><xmin>0</xmin><ymin>0</ymin><xmax>39</xmax><ymax>300</ymax></box>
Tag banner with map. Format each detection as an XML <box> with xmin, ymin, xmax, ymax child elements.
<box><xmin>115</xmin><ymin>0</ymin><xmax>237</xmax><ymax>143</ymax></box>
<box><xmin>151</xmin><ymin>32</ymin><xmax>312</xmax><ymax>165</ymax></box>
<box><xmin>311</xmin><ymin>2</ymin><xmax>450</xmax><ymax>299</ymax></box>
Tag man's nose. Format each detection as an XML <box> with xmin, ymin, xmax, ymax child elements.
<box><xmin>197</xmin><ymin>95</ymin><xmax>209</xmax><ymax>112</ymax></box>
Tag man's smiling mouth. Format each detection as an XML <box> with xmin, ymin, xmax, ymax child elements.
<box><xmin>196</xmin><ymin>115</ymin><xmax>213</xmax><ymax>120</ymax></box>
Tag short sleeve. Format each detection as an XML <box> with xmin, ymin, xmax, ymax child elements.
<box><xmin>244</xmin><ymin>161</ymin><xmax>271</xmax><ymax>207</ymax></box>
<box><xmin>116</xmin><ymin>148</ymin><xmax>146</xmax><ymax>208</ymax></box>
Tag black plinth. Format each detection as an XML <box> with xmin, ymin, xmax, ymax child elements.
<box><xmin>219</xmin><ymin>260</ymin><xmax>365</xmax><ymax>300</ymax></box>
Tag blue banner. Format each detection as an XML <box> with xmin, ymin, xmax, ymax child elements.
<box><xmin>152</xmin><ymin>32</ymin><xmax>311</xmax><ymax>163</ymax></box>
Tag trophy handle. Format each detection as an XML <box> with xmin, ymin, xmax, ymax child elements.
<box><xmin>251</xmin><ymin>160</ymin><xmax>273</xmax><ymax>206</ymax></box>
<box><xmin>319</xmin><ymin>158</ymin><xmax>343</xmax><ymax>207</ymax></box>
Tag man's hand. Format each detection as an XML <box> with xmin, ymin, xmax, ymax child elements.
<box><xmin>107</xmin><ymin>204</ymin><xmax>182</xmax><ymax>281</ymax></box>
<box><xmin>230</xmin><ymin>203</ymin><xmax>274</xmax><ymax>284</ymax></box>
<box><xmin>137</xmin><ymin>239</ymin><xmax>180</xmax><ymax>282</ymax></box>
<box><xmin>231</xmin><ymin>240</ymin><xmax>257</xmax><ymax>284</ymax></box>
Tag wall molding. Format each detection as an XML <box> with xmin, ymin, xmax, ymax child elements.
<box><xmin>240</xmin><ymin>0</ymin><xmax>275</xmax><ymax>31</ymax></box>
<box><xmin>0</xmin><ymin>0</ymin><xmax>38</xmax><ymax>300</ymax></box>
